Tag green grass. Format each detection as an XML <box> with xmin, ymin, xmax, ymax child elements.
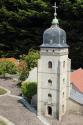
<box><xmin>0</xmin><ymin>88</ymin><xmax>7</xmax><ymax>95</ymax></box>
<box><xmin>0</xmin><ymin>120</ymin><xmax>7</xmax><ymax>125</ymax></box>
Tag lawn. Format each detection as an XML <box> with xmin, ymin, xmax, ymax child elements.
<box><xmin>0</xmin><ymin>88</ymin><xmax>7</xmax><ymax>95</ymax></box>
<box><xmin>0</xmin><ymin>120</ymin><xmax>7</xmax><ymax>125</ymax></box>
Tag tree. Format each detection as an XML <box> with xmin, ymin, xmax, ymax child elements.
<box><xmin>0</xmin><ymin>0</ymin><xmax>83</xmax><ymax>68</ymax></box>
<box><xmin>0</xmin><ymin>61</ymin><xmax>17</xmax><ymax>78</ymax></box>
<box><xmin>17</xmin><ymin>59</ymin><xmax>28</xmax><ymax>81</ymax></box>
<box><xmin>58</xmin><ymin>0</ymin><xmax>83</xmax><ymax>68</ymax></box>
<box><xmin>0</xmin><ymin>0</ymin><xmax>49</xmax><ymax>57</ymax></box>
<box><xmin>23</xmin><ymin>49</ymin><xmax>40</xmax><ymax>70</ymax></box>
<box><xmin>21</xmin><ymin>82</ymin><xmax>37</xmax><ymax>102</ymax></box>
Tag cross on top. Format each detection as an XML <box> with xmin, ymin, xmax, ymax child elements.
<box><xmin>52</xmin><ymin>2</ymin><xmax>58</xmax><ymax>17</ymax></box>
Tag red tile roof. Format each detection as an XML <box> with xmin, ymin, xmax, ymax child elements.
<box><xmin>71</xmin><ymin>68</ymin><xmax>83</xmax><ymax>93</ymax></box>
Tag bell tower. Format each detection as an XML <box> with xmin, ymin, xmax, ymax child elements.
<box><xmin>37</xmin><ymin>2</ymin><xmax>71</xmax><ymax>121</ymax></box>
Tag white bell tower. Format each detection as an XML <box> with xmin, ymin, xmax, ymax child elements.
<box><xmin>37</xmin><ymin>2</ymin><xmax>71</xmax><ymax>121</ymax></box>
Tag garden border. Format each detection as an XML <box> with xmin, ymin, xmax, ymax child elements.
<box><xmin>0</xmin><ymin>116</ymin><xmax>15</xmax><ymax>125</ymax></box>
<box><xmin>0</xmin><ymin>86</ymin><xmax>11</xmax><ymax>96</ymax></box>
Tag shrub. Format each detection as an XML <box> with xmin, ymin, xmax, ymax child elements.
<box><xmin>21</xmin><ymin>81</ymin><xmax>37</xmax><ymax>102</ymax></box>
<box><xmin>5</xmin><ymin>61</ymin><xmax>17</xmax><ymax>74</ymax></box>
<box><xmin>17</xmin><ymin>60</ymin><xmax>28</xmax><ymax>81</ymax></box>
<box><xmin>22</xmin><ymin>49</ymin><xmax>40</xmax><ymax>71</ymax></box>
<box><xmin>0</xmin><ymin>61</ymin><xmax>17</xmax><ymax>77</ymax></box>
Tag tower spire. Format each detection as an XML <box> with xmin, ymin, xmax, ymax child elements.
<box><xmin>52</xmin><ymin>2</ymin><xmax>59</xmax><ymax>25</ymax></box>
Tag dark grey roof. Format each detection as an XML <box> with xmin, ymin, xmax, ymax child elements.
<box><xmin>41</xmin><ymin>25</ymin><xmax>68</xmax><ymax>48</ymax></box>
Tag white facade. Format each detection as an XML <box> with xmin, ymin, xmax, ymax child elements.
<box><xmin>26</xmin><ymin>67</ymin><xmax>37</xmax><ymax>82</ymax></box>
<box><xmin>37</xmin><ymin>47</ymin><xmax>70</xmax><ymax>120</ymax></box>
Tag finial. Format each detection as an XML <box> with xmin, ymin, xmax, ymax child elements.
<box><xmin>52</xmin><ymin>2</ymin><xmax>59</xmax><ymax>25</ymax></box>
<box><xmin>52</xmin><ymin>2</ymin><xmax>58</xmax><ymax>18</ymax></box>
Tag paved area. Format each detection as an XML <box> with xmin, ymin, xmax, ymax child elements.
<box><xmin>0</xmin><ymin>78</ymin><xmax>83</xmax><ymax>125</ymax></box>
<box><xmin>0</xmin><ymin>115</ymin><xmax>15</xmax><ymax>125</ymax></box>
<box><xmin>0</xmin><ymin>96</ymin><xmax>43</xmax><ymax>125</ymax></box>
<box><xmin>49</xmin><ymin>113</ymin><xmax>83</xmax><ymax>125</ymax></box>
<box><xmin>0</xmin><ymin>79</ymin><xmax>44</xmax><ymax>125</ymax></box>
<box><xmin>0</xmin><ymin>79</ymin><xmax>21</xmax><ymax>96</ymax></box>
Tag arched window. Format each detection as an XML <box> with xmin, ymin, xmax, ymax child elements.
<box><xmin>63</xmin><ymin>61</ymin><xmax>65</xmax><ymax>68</ymax></box>
<box><xmin>63</xmin><ymin>92</ymin><xmax>64</xmax><ymax>97</ymax></box>
<box><xmin>48</xmin><ymin>61</ymin><xmax>52</xmax><ymax>68</ymax></box>
<box><xmin>48</xmin><ymin>93</ymin><xmax>52</xmax><ymax>97</ymax></box>
<box><xmin>48</xmin><ymin>79</ymin><xmax>52</xmax><ymax>86</ymax></box>
<box><xmin>48</xmin><ymin>106</ymin><xmax>52</xmax><ymax>115</ymax></box>
<box><xmin>62</xmin><ymin>105</ymin><xmax>64</xmax><ymax>113</ymax></box>
<box><xmin>63</xmin><ymin>78</ymin><xmax>65</xmax><ymax>84</ymax></box>
<box><xmin>48</xmin><ymin>93</ymin><xmax>52</xmax><ymax>102</ymax></box>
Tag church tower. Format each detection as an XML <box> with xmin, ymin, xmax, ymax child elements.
<box><xmin>37</xmin><ymin>3</ymin><xmax>71</xmax><ymax>120</ymax></box>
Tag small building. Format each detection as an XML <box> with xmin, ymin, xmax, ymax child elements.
<box><xmin>67</xmin><ymin>68</ymin><xmax>83</xmax><ymax>114</ymax></box>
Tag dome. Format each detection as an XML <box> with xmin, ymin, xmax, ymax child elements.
<box><xmin>41</xmin><ymin>25</ymin><xmax>68</xmax><ymax>48</ymax></box>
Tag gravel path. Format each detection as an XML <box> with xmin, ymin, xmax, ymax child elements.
<box><xmin>0</xmin><ymin>78</ymin><xmax>83</xmax><ymax>125</ymax></box>
<box><xmin>0</xmin><ymin>79</ymin><xmax>21</xmax><ymax>96</ymax></box>
<box><xmin>0</xmin><ymin>96</ymin><xmax>43</xmax><ymax>125</ymax></box>
<box><xmin>0</xmin><ymin>79</ymin><xmax>44</xmax><ymax>125</ymax></box>
<box><xmin>49</xmin><ymin>113</ymin><xmax>83</xmax><ymax>125</ymax></box>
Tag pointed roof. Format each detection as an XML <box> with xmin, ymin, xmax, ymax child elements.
<box><xmin>71</xmin><ymin>68</ymin><xmax>83</xmax><ymax>93</ymax></box>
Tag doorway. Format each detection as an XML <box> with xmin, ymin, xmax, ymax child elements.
<box><xmin>48</xmin><ymin>106</ymin><xmax>52</xmax><ymax>115</ymax></box>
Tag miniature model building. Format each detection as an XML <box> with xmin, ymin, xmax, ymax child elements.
<box><xmin>37</xmin><ymin>2</ymin><xmax>71</xmax><ymax>120</ymax></box>
<box><xmin>70</xmin><ymin>68</ymin><xmax>83</xmax><ymax>104</ymax></box>
<box><xmin>25</xmin><ymin>2</ymin><xmax>83</xmax><ymax>122</ymax></box>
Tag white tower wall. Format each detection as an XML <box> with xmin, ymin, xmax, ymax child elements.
<box><xmin>37</xmin><ymin>48</ymin><xmax>70</xmax><ymax>120</ymax></box>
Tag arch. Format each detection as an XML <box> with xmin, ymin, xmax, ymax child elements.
<box><xmin>48</xmin><ymin>61</ymin><xmax>52</xmax><ymax>68</ymax></box>
<box><xmin>48</xmin><ymin>106</ymin><xmax>52</xmax><ymax>115</ymax></box>
<box><xmin>48</xmin><ymin>93</ymin><xmax>52</xmax><ymax>102</ymax></box>
<box><xmin>48</xmin><ymin>79</ymin><xmax>52</xmax><ymax>83</ymax></box>
<box><xmin>48</xmin><ymin>93</ymin><xmax>52</xmax><ymax>97</ymax></box>
<box><xmin>62</xmin><ymin>105</ymin><xmax>64</xmax><ymax>113</ymax></box>
<box><xmin>63</xmin><ymin>92</ymin><xmax>64</xmax><ymax>97</ymax></box>
<box><xmin>63</xmin><ymin>61</ymin><xmax>65</xmax><ymax>68</ymax></box>
<box><xmin>63</xmin><ymin>78</ymin><xmax>65</xmax><ymax>84</ymax></box>
<box><xmin>48</xmin><ymin>79</ymin><xmax>52</xmax><ymax>86</ymax></box>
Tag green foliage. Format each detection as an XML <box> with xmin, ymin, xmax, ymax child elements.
<box><xmin>19</xmin><ymin>71</ymin><xmax>28</xmax><ymax>81</ymax></box>
<box><xmin>5</xmin><ymin>61</ymin><xmax>17</xmax><ymax>74</ymax></box>
<box><xmin>23</xmin><ymin>49</ymin><xmax>40</xmax><ymax>70</ymax></box>
<box><xmin>0</xmin><ymin>0</ymin><xmax>83</xmax><ymax>68</ymax></box>
<box><xmin>17</xmin><ymin>60</ymin><xmax>28</xmax><ymax>81</ymax></box>
<box><xmin>0</xmin><ymin>0</ymin><xmax>49</xmax><ymax>57</ymax></box>
<box><xmin>59</xmin><ymin>0</ymin><xmax>83</xmax><ymax>19</ymax></box>
<box><xmin>21</xmin><ymin>81</ymin><xmax>37</xmax><ymax>99</ymax></box>
<box><xmin>0</xmin><ymin>61</ymin><xmax>17</xmax><ymax>77</ymax></box>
